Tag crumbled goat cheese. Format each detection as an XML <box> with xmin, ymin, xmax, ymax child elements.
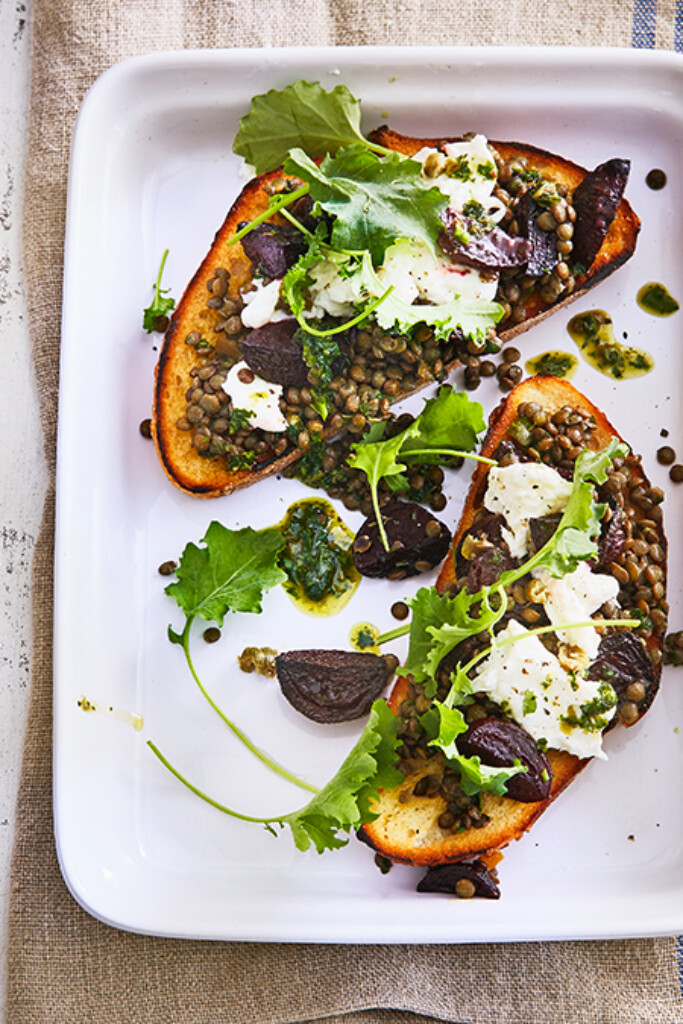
<box><xmin>483</xmin><ymin>462</ymin><xmax>574</xmax><ymax>559</ymax></box>
<box><xmin>222</xmin><ymin>361</ymin><xmax>288</xmax><ymax>432</ymax></box>
<box><xmin>474</xmin><ymin>621</ymin><xmax>616</xmax><ymax>760</ymax></box>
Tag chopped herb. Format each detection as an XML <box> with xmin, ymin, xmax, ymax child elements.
<box><xmin>355</xmin><ymin>626</ymin><xmax>377</xmax><ymax>650</ymax></box>
<box><xmin>561</xmin><ymin>681</ymin><xmax>618</xmax><ymax>732</ymax></box>
<box><xmin>227</xmin><ymin>408</ymin><xmax>256</xmax><ymax>434</ymax></box>
<box><xmin>522</xmin><ymin>690</ymin><xmax>537</xmax><ymax>715</ymax></box>
<box><xmin>477</xmin><ymin>161</ymin><xmax>497</xmax><ymax>180</ymax></box>
<box><xmin>449</xmin><ymin>155</ymin><xmax>472</xmax><ymax>182</ymax></box>
<box><xmin>226</xmin><ymin>451</ymin><xmax>257</xmax><ymax>472</ymax></box>
<box><xmin>298</xmin><ymin>328</ymin><xmax>344</xmax><ymax>386</ymax></box>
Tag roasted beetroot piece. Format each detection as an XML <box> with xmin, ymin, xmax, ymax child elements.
<box><xmin>240</xmin><ymin>320</ymin><xmax>310</xmax><ymax>387</ymax></box>
<box><xmin>527</xmin><ymin>513</ymin><xmax>563</xmax><ymax>555</ymax></box>
<box><xmin>596</xmin><ymin>495</ymin><xmax>627</xmax><ymax>566</ymax></box>
<box><xmin>275</xmin><ymin>649</ymin><xmax>395</xmax><ymax>723</ymax></box>
<box><xmin>517</xmin><ymin>192</ymin><xmax>559</xmax><ymax>278</ymax></box>
<box><xmin>353</xmin><ymin>500</ymin><xmax>451</xmax><ymax>580</ymax></box>
<box><xmin>417</xmin><ymin>860</ymin><xmax>500</xmax><ymax>899</ymax></box>
<box><xmin>587</xmin><ymin>631</ymin><xmax>658</xmax><ymax>722</ymax></box>
<box><xmin>440</xmin><ymin>214</ymin><xmax>531</xmax><ymax>272</ymax></box>
<box><xmin>239</xmin><ymin>221</ymin><xmax>308</xmax><ymax>278</ymax></box>
<box><xmin>454</xmin><ymin>512</ymin><xmax>514</xmax><ymax>590</ymax></box>
<box><xmin>572</xmin><ymin>159</ymin><xmax>630</xmax><ymax>270</ymax></box>
<box><xmin>457</xmin><ymin>716</ymin><xmax>552</xmax><ymax>802</ymax></box>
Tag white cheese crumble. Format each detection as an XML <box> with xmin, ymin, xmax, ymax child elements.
<box><xmin>483</xmin><ymin>462</ymin><xmax>574</xmax><ymax>559</ymax></box>
<box><xmin>307</xmin><ymin>238</ymin><xmax>498</xmax><ymax>321</ymax></box>
<box><xmin>413</xmin><ymin>135</ymin><xmax>506</xmax><ymax>222</ymax></box>
<box><xmin>474</xmin><ymin>620</ymin><xmax>616</xmax><ymax>760</ymax></box>
<box><xmin>222</xmin><ymin>361</ymin><xmax>288</xmax><ymax>433</ymax></box>
<box><xmin>240</xmin><ymin>279</ymin><xmax>289</xmax><ymax>329</ymax></box>
<box><xmin>302</xmin><ymin>136</ymin><xmax>502</xmax><ymax>325</ymax></box>
<box><xmin>532</xmin><ymin>563</ymin><xmax>620</xmax><ymax>664</ymax></box>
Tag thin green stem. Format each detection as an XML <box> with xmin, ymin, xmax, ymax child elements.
<box><xmin>371</xmin><ymin>479</ymin><xmax>390</xmax><ymax>552</ymax></box>
<box><xmin>365</xmin><ymin>141</ymin><xmax>400</xmax><ymax>158</ymax></box>
<box><xmin>295</xmin><ymin>285</ymin><xmax>395</xmax><ymax>339</ymax></box>
<box><xmin>375</xmin><ymin>623</ymin><xmax>411</xmax><ymax>645</ymax></box>
<box><xmin>227</xmin><ymin>184</ymin><xmax>310</xmax><ymax>248</ymax></box>
<box><xmin>278</xmin><ymin>206</ymin><xmax>315</xmax><ymax>240</ymax></box>
<box><xmin>180</xmin><ymin>620</ymin><xmax>319</xmax><ymax>794</ymax></box>
<box><xmin>446</xmin><ymin>617</ymin><xmax>639</xmax><ymax>709</ymax></box>
<box><xmin>156</xmin><ymin>248</ymin><xmax>169</xmax><ymax>291</ymax></box>
<box><xmin>147</xmin><ymin>742</ymin><xmax>282</xmax><ymax>823</ymax></box>
<box><xmin>401</xmin><ymin>448</ymin><xmax>497</xmax><ymax>467</ymax></box>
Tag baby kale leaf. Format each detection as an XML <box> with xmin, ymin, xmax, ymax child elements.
<box><xmin>165</xmin><ymin>522</ymin><xmax>287</xmax><ymax>630</ymax></box>
<box><xmin>284</xmin><ymin>145</ymin><xmax>448</xmax><ymax>265</ymax></box>
<box><xmin>233</xmin><ymin>80</ymin><xmax>386</xmax><ymax>174</ymax></box>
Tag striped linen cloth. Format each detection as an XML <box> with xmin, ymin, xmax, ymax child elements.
<box><xmin>7</xmin><ymin>1</ymin><xmax>683</xmax><ymax>1022</ymax></box>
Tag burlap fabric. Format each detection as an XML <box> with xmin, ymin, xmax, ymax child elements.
<box><xmin>7</xmin><ymin>1</ymin><xmax>683</xmax><ymax>1021</ymax></box>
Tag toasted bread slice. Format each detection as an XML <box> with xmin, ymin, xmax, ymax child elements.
<box><xmin>370</xmin><ymin>128</ymin><xmax>641</xmax><ymax>336</ymax></box>
<box><xmin>359</xmin><ymin>377</ymin><xmax>666</xmax><ymax>867</ymax></box>
<box><xmin>153</xmin><ymin>137</ymin><xmax>640</xmax><ymax>498</ymax></box>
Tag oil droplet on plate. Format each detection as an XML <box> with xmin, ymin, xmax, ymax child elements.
<box><xmin>78</xmin><ymin>696</ymin><xmax>144</xmax><ymax>731</ymax></box>
<box><xmin>567</xmin><ymin>310</ymin><xmax>654</xmax><ymax>380</ymax></box>
<box><xmin>278</xmin><ymin>498</ymin><xmax>360</xmax><ymax>617</ymax></box>
<box><xmin>525</xmin><ymin>350</ymin><xmax>578</xmax><ymax>380</ymax></box>
<box><xmin>637</xmin><ymin>282</ymin><xmax>680</xmax><ymax>317</ymax></box>
<box><xmin>350</xmin><ymin>622</ymin><xmax>381</xmax><ymax>654</ymax></box>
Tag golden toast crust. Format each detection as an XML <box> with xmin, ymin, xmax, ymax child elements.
<box><xmin>153</xmin><ymin>135</ymin><xmax>640</xmax><ymax>498</ymax></box>
<box><xmin>359</xmin><ymin>377</ymin><xmax>665</xmax><ymax>867</ymax></box>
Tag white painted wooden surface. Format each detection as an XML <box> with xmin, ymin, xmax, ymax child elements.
<box><xmin>0</xmin><ymin>1</ymin><xmax>49</xmax><ymax>1018</ymax></box>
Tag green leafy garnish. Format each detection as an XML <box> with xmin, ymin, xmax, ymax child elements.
<box><xmin>164</xmin><ymin>523</ymin><xmax>316</xmax><ymax>793</ymax></box>
<box><xmin>400</xmin><ymin>584</ymin><xmax>503</xmax><ymax>688</ymax></box>
<box><xmin>383</xmin><ymin>437</ymin><xmax>631</xmax><ymax>684</ymax></box>
<box><xmin>416</xmin><ymin>698</ymin><xmax>526</xmax><ymax>797</ymax></box>
<box><xmin>148</xmin><ymin>699</ymin><xmax>402</xmax><ymax>854</ymax></box>
<box><xmin>142</xmin><ymin>249</ymin><xmax>175</xmax><ymax>333</ymax></box>
<box><xmin>451</xmin><ymin>755</ymin><xmax>527</xmax><ymax>797</ymax></box>
<box><xmin>347</xmin><ymin>388</ymin><xmax>491</xmax><ymax>550</ymax></box>
<box><xmin>282</xmin><ymin>235</ymin><xmax>327</xmax><ymax>319</ymax></box>
<box><xmin>531</xmin><ymin>439</ymin><xmax>627</xmax><ymax>578</ymax></box>
<box><xmin>233</xmin><ymin>81</ymin><xmax>391</xmax><ymax>175</ymax></box>
<box><xmin>166</xmin><ymin>522</ymin><xmax>286</xmax><ymax>628</ymax></box>
<box><xmin>284</xmin><ymin>145</ymin><xmax>448</xmax><ymax>264</ymax></box>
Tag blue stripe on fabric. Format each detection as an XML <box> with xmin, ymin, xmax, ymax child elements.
<box><xmin>675</xmin><ymin>0</ymin><xmax>683</xmax><ymax>49</ymax></box>
<box><xmin>676</xmin><ymin>936</ymin><xmax>683</xmax><ymax>997</ymax></box>
<box><xmin>632</xmin><ymin>0</ymin><xmax>657</xmax><ymax>48</ymax></box>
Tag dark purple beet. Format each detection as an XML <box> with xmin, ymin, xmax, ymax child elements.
<box><xmin>587</xmin><ymin>631</ymin><xmax>658</xmax><ymax>720</ymax></box>
<box><xmin>516</xmin><ymin>192</ymin><xmax>559</xmax><ymax>277</ymax></box>
<box><xmin>440</xmin><ymin>213</ymin><xmax>531</xmax><ymax>272</ymax></box>
<box><xmin>353</xmin><ymin>500</ymin><xmax>451</xmax><ymax>580</ymax></box>
<box><xmin>457</xmin><ymin>716</ymin><xmax>552</xmax><ymax>802</ymax></box>
<box><xmin>417</xmin><ymin>860</ymin><xmax>500</xmax><ymax>899</ymax></box>
<box><xmin>466</xmin><ymin>546</ymin><xmax>515</xmax><ymax>593</ymax></box>
<box><xmin>275</xmin><ymin>649</ymin><xmax>394</xmax><ymax>723</ymax></box>
<box><xmin>596</xmin><ymin>495</ymin><xmax>627</xmax><ymax>567</ymax></box>
<box><xmin>528</xmin><ymin>513</ymin><xmax>562</xmax><ymax>554</ymax></box>
<box><xmin>239</xmin><ymin>222</ymin><xmax>308</xmax><ymax>278</ymax></box>
<box><xmin>572</xmin><ymin>159</ymin><xmax>630</xmax><ymax>270</ymax></box>
<box><xmin>454</xmin><ymin>512</ymin><xmax>515</xmax><ymax>590</ymax></box>
<box><xmin>240</xmin><ymin>320</ymin><xmax>309</xmax><ymax>387</ymax></box>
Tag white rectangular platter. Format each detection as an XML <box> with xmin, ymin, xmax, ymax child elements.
<box><xmin>56</xmin><ymin>46</ymin><xmax>683</xmax><ymax>941</ymax></box>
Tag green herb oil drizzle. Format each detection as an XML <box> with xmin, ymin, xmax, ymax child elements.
<box><xmin>278</xmin><ymin>498</ymin><xmax>360</xmax><ymax>616</ymax></box>
<box><xmin>567</xmin><ymin>310</ymin><xmax>654</xmax><ymax>380</ymax></box>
